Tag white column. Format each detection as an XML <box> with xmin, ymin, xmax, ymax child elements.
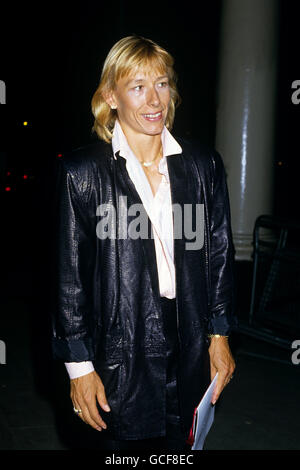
<box><xmin>215</xmin><ymin>0</ymin><xmax>279</xmax><ymax>260</ymax></box>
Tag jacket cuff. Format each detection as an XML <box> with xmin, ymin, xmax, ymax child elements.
<box><xmin>208</xmin><ymin>309</ymin><xmax>238</xmax><ymax>336</ymax></box>
<box><xmin>52</xmin><ymin>338</ymin><xmax>95</xmax><ymax>362</ymax></box>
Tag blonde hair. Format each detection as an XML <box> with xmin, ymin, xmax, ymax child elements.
<box><xmin>91</xmin><ymin>35</ymin><xmax>181</xmax><ymax>143</ymax></box>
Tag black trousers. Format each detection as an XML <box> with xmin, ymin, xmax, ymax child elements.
<box><xmin>100</xmin><ymin>297</ymin><xmax>191</xmax><ymax>451</ymax></box>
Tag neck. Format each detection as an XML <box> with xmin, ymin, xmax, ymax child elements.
<box><xmin>120</xmin><ymin>125</ymin><xmax>163</xmax><ymax>163</ymax></box>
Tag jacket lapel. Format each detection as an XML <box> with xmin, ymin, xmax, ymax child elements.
<box><xmin>166</xmin><ymin>153</ymin><xmax>188</xmax><ymax>295</ymax></box>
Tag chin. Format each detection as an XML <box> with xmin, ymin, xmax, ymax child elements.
<box><xmin>143</xmin><ymin>123</ymin><xmax>165</xmax><ymax>136</ymax></box>
<box><xmin>146</xmin><ymin>129</ymin><xmax>163</xmax><ymax>136</ymax></box>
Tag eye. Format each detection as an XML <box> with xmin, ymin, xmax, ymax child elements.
<box><xmin>158</xmin><ymin>81</ymin><xmax>169</xmax><ymax>88</ymax></box>
<box><xmin>133</xmin><ymin>85</ymin><xmax>143</xmax><ymax>91</ymax></box>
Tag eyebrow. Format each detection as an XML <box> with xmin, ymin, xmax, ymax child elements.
<box><xmin>125</xmin><ymin>75</ymin><xmax>168</xmax><ymax>86</ymax></box>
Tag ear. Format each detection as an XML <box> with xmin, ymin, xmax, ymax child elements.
<box><xmin>102</xmin><ymin>89</ymin><xmax>118</xmax><ymax>110</ymax></box>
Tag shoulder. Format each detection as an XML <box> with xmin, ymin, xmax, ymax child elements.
<box><xmin>55</xmin><ymin>139</ymin><xmax>113</xmax><ymax>202</ymax></box>
<box><xmin>59</xmin><ymin>139</ymin><xmax>113</xmax><ymax>176</ymax></box>
<box><xmin>176</xmin><ymin>136</ymin><xmax>225</xmax><ymax>174</ymax></box>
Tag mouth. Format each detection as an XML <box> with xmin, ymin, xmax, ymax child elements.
<box><xmin>142</xmin><ymin>111</ymin><xmax>163</xmax><ymax>122</ymax></box>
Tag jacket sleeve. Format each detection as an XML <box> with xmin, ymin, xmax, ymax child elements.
<box><xmin>51</xmin><ymin>158</ymin><xmax>96</xmax><ymax>362</ymax></box>
<box><xmin>208</xmin><ymin>150</ymin><xmax>237</xmax><ymax>336</ymax></box>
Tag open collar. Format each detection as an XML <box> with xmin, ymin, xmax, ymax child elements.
<box><xmin>111</xmin><ymin>120</ymin><xmax>182</xmax><ymax>158</ymax></box>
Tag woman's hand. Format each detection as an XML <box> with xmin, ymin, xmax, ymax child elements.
<box><xmin>208</xmin><ymin>337</ymin><xmax>236</xmax><ymax>405</ymax></box>
<box><xmin>70</xmin><ymin>371</ymin><xmax>111</xmax><ymax>431</ymax></box>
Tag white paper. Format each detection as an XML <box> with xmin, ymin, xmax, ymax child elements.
<box><xmin>191</xmin><ymin>373</ymin><xmax>218</xmax><ymax>450</ymax></box>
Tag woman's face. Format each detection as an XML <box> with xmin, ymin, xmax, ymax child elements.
<box><xmin>109</xmin><ymin>67</ymin><xmax>171</xmax><ymax>139</ymax></box>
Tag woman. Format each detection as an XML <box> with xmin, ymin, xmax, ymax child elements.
<box><xmin>52</xmin><ymin>35</ymin><xmax>236</xmax><ymax>450</ymax></box>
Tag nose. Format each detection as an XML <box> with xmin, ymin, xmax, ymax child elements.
<box><xmin>147</xmin><ymin>86</ymin><xmax>161</xmax><ymax>108</ymax></box>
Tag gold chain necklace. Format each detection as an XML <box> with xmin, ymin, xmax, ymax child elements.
<box><xmin>140</xmin><ymin>146</ymin><xmax>162</xmax><ymax>167</ymax></box>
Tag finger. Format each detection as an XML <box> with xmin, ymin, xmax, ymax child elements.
<box><xmin>96</xmin><ymin>388</ymin><xmax>111</xmax><ymax>413</ymax></box>
<box><xmin>87</xmin><ymin>398</ymin><xmax>108</xmax><ymax>430</ymax></box>
<box><xmin>211</xmin><ymin>373</ymin><xmax>227</xmax><ymax>405</ymax></box>
<box><xmin>210</xmin><ymin>363</ymin><xmax>217</xmax><ymax>381</ymax></box>
<box><xmin>71</xmin><ymin>396</ymin><xmax>107</xmax><ymax>430</ymax></box>
<box><xmin>72</xmin><ymin>401</ymin><xmax>85</xmax><ymax>423</ymax></box>
<box><xmin>211</xmin><ymin>369</ymin><xmax>235</xmax><ymax>404</ymax></box>
<box><xmin>79</xmin><ymin>401</ymin><xmax>104</xmax><ymax>431</ymax></box>
<box><xmin>72</xmin><ymin>397</ymin><xmax>84</xmax><ymax>414</ymax></box>
<box><xmin>73</xmin><ymin>396</ymin><xmax>104</xmax><ymax>431</ymax></box>
<box><xmin>225</xmin><ymin>373</ymin><xmax>234</xmax><ymax>386</ymax></box>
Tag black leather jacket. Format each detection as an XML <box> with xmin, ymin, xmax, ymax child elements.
<box><xmin>51</xmin><ymin>137</ymin><xmax>236</xmax><ymax>440</ymax></box>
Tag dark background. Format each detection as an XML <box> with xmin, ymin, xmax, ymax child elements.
<box><xmin>0</xmin><ymin>0</ymin><xmax>299</xmax><ymax>214</ymax></box>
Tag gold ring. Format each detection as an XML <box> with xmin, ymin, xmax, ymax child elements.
<box><xmin>73</xmin><ymin>407</ymin><xmax>82</xmax><ymax>414</ymax></box>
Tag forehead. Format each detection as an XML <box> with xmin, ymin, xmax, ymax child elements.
<box><xmin>117</xmin><ymin>60</ymin><xmax>168</xmax><ymax>84</ymax></box>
